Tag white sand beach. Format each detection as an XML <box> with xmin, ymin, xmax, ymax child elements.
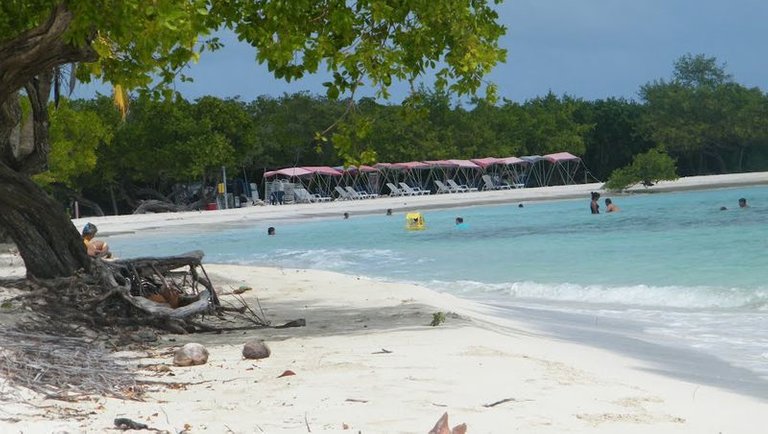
<box><xmin>2</xmin><ymin>173</ymin><xmax>768</xmax><ymax>433</ymax></box>
<box><xmin>71</xmin><ymin>171</ymin><xmax>768</xmax><ymax>234</ymax></box>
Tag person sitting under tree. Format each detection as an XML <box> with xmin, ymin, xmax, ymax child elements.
<box><xmin>81</xmin><ymin>223</ymin><xmax>111</xmax><ymax>258</ymax></box>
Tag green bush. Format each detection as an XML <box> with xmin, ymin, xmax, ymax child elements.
<box><xmin>605</xmin><ymin>148</ymin><xmax>678</xmax><ymax>191</ymax></box>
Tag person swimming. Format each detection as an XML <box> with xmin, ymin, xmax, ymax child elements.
<box><xmin>605</xmin><ymin>198</ymin><xmax>619</xmax><ymax>213</ymax></box>
<box><xmin>739</xmin><ymin>198</ymin><xmax>748</xmax><ymax>208</ymax></box>
<box><xmin>343</xmin><ymin>212</ymin><xmax>349</xmax><ymax>219</ymax></box>
<box><xmin>267</xmin><ymin>227</ymin><xmax>276</xmax><ymax>235</ymax></box>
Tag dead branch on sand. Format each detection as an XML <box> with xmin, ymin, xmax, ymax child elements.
<box><xmin>0</xmin><ymin>330</ymin><xmax>138</xmax><ymax>401</ymax></box>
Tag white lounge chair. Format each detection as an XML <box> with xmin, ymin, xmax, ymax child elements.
<box><xmin>399</xmin><ymin>182</ymin><xmax>430</xmax><ymax>195</ymax></box>
<box><xmin>362</xmin><ymin>189</ymin><xmax>379</xmax><ymax>199</ymax></box>
<box><xmin>482</xmin><ymin>174</ymin><xmax>512</xmax><ymax>190</ymax></box>
<box><xmin>345</xmin><ymin>186</ymin><xmax>375</xmax><ymax>199</ymax></box>
<box><xmin>335</xmin><ymin>186</ymin><xmax>353</xmax><ymax>200</ymax></box>
<box><xmin>295</xmin><ymin>188</ymin><xmax>330</xmax><ymax>203</ymax></box>
<box><xmin>293</xmin><ymin>188</ymin><xmax>312</xmax><ymax>203</ymax></box>
<box><xmin>447</xmin><ymin>179</ymin><xmax>478</xmax><ymax>193</ymax></box>
<box><xmin>433</xmin><ymin>180</ymin><xmax>452</xmax><ymax>194</ymax></box>
<box><xmin>386</xmin><ymin>183</ymin><xmax>405</xmax><ymax>196</ymax></box>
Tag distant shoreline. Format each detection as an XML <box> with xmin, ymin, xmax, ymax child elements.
<box><xmin>72</xmin><ymin>171</ymin><xmax>768</xmax><ymax>235</ymax></box>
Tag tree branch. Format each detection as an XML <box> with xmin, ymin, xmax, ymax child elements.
<box><xmin>0</xmin><ymin>3</ymin><xmax>97</xmax><ymax>104</ymax></box>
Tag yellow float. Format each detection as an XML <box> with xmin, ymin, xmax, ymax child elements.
<box><xmin>405</xmin><ymin>212</ymin><xmax>425</xmax><ymax>230</ymax></box>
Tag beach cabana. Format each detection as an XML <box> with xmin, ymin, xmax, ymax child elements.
<box><xmin>338</xmin><ymin>165</ymin><xmax>381</xmax><ymax>196</ymax></box>
<box><xmin>520</xmin><ymin>155</ymin><xmax>548</xmax><ymax>187</ymax></box>
<box><xmin>444</xmin><ymin>159</ymin><xmax>482</xmax><ymax>189</ymax></box>
<box><xmin>373</xmin><ymin>163</ymin><xmax>402</xmax><ymax>194</ymax></box>
<box><xmin>422</xmin><ymin>160</ymin><xmax>457</xmax><ymax>192</ymax></box>
<box><xmin>263</xmin><ymin>166</ymin><xmax>340</xmax><ymax>203</ymax></box>
<box><xmin>471</xmin><ymin>156</ymin><xmax>528</xmax><ymax>188</ymax></box>
<box><xmin>390</xmin><ymin>161</ymin><xmax>431</xmax><ymax>191</ymax></box>
<box><xmin>544</xmin><ymin>152</ymin><xmax>584</xmax><ymax>185</ymax></box>
<box><xmin>300</xmin><ymin>166</ymin><xmax>342</xmax><ymax>198</ymax></box>
<box><xmin>262</xmin><ymin>167</ymin><xmax>313</xmax><ymax>204</ymax></box>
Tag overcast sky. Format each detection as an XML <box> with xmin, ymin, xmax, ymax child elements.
<box><xmin>73</xmin><ymin>0</ymin><xmax>768</xmax><ymax>103</ymax></box>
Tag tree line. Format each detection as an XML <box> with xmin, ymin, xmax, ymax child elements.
<box><xmin>43</xmin><ymin>54</ymin><xmax>768</xmax><ymax>215</ymax></box>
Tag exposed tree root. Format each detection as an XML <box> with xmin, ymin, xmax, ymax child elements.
<box><xmin>0</xmin><ymin>250</ymin><xmax>273</xmax><ymax>401</ymax></box>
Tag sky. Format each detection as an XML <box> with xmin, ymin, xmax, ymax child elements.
<box><xmin>73</xmin><ymin>0</ymin><xmax>768</xmax><ymax>104</ymax></box>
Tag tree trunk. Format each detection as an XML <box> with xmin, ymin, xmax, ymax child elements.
<box><xmin>0</xmin><ymin>4</ymin><xmax>98</xmax><ymax>279</ymax></box>
<box><xmin>0</xmin><ymin>161</ymin><xmax>90</xmax><ymax>278</ymax></box>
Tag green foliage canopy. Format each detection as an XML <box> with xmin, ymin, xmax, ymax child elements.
<box><xmin>604</xmin><ymin>147</ymin><xmax>678</xmax><ymax>191</ymax></box>
<box><xmin>34</xmin><ymin>99</ymin><xmax>111</xmax><ymax>188</ymax></box>
<box><xmin>640</xmin><ymin>53</ymin><xmax>768</xmax><ymax>174</ymax></box>
<box><xmin>2</xmin><ymin>0</ymin><xmax>506</xmax><ymax>100</ymax></box>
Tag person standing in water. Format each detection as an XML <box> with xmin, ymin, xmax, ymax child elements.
<box><xmin>739</xmin><ymin>198</ymin><xmax>749</xmax><ymax>208</ymax></box>
<box><xmin>605</xmin><ymin>198</ymin><xmax>619</xmax><ymax>213</ymax></box>
<box><xmin>590</xmin><ymin>192</ymin><xmax>600</xmax><ymax>214</ymax></box>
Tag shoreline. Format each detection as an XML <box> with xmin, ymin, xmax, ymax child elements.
<box><xmin>72</xmin><ymin>172</ymin><xmax>768</xmax><ymax>235</ymax></box>
<box><xmin>2</xmin><ymin>265</ymin><xmax>765</xmax><ymax>433</ymax></box>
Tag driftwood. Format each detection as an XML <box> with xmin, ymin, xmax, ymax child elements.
<box><xmin>2</xmin><ymin>250</ymin><xmax>270</xmax><ymax>337</ymax></box>
<box><xmin>132</xmin><ymin>199</ymin><xmax>195</xmax><ymax>214</ymax></box>
<box><xmin>0</xmin><ymin>250</ymin><xmax>273</xmax><ymax>401</ymax></box>
<box><xmin>103</xmin><ymin>250</ymin><xmax>219</xmax><ymax>320</ymax></box>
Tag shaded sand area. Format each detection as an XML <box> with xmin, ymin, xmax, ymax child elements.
<box><xmin>1</xmin><ymin>172</ymin><xmax>767</xmax><ymax>432</ymax></box>
<box><xmin>1</xmin><ymin>265</ymin><xmax>765</xmax><ymax>433</ymax></box>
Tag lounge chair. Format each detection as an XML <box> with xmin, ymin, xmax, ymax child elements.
<box><xmin>482</xmin><ymin>174</ymin><xmax>512</xmax><ymax>191</ymax></box>
<box><xmin>345</xmin><ymin>186</ymin><xmax>374</xmax><ymax>199</ymax></box>
<box><xmin>386</xmin><ymin>183</ymin><xmax>405</xmax><ymax>196</ymax></box>
<box><xmin>447</xmin><ymin>179</ymin><xmax>478</xmax><ymax>193</ymax></box>
<box><xmin>334</xmin><ymin>186</ymin><xmax>353</xmax><ymax>200</ymax></box>
<box><xmin>512</xmin><ymin>175</ymin><xmax>526</xmax><ymax>189</ymax></box>
<box><xmin>433</xmin><ymin>180</ymin><xmax>452</xmax><ymax>194</ymax></box>
<box><xmin>293</xmin><ymin>188</ymin><xmax>312</xmax><ymax>203</ymax></box>
<box><xmin>361</xmin><ymin>189</ymin><xmax>379</xmax><ymax>199</ymax></box>
<box><xmin>399</xmin><ymin>182</ymin><xmax>430</xmax><ymax>195</ymax></box>
<box><xmin>304</xmin><ymin>188</ymin><xmax>332</xmax><ymax>202</ymax></box>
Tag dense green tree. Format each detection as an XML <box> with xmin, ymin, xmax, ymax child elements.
<box><xmin>518</xmin><ymin>93</ymin><xmax>591</xmax><ymax>156</ymax></box>
<box><xmin>34</xmin><ymin>98</ymin><xmax>111</xmax><ymax>189</ymax></box>
<box><xmin>576</xmin><ymin>98</ymin><xmax>654</xmax><ymax>181</ymax></box>
<box><xmin>639</xmin><ymin>54</ymin><xmax>768</xmax><ymax>175</ymax></box>
<box><xmin>604</xmin><ymin>147</ymin><xmax>678</xmax><ymax>191</ymax></box>
<box><xmin>0</xmin><ymin>0</ymin><xmax>506</xmax><ymax>278</ymax></box>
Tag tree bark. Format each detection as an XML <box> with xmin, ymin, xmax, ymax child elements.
<box><xmin>0</xmin><ymin>162</ymin><xmax>90</xmax><ymax>278</ymax></box>
<box><xmin>0</xmin><ymin>3</ymin><xmax>99</xmax><ymax>278</ymax></box>
<box><xmin>0</xmin><ymin>4</ymin><xmax>96</xmax><ymax>106</ymax></box>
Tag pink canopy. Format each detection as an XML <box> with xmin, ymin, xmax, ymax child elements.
<box><xmin>301</xmin><ymin>166</ymin><xmax>343</xmax><ymax>176</ymax></box>
<box><xmin>264</xmin><ymin>166</ymin><xmax>342</xmax><ymax>178</ymax></box>
<box><xmin>545</xmin><ymin>152</ymin><xmax>581</xmax><ymax>163</ymax></box>
<box><xmin>445</xmin><ymin>159</ymin><xmax>481</xmax><ymax>169</ymax></box>
<box><xmin>470</xmin><ymin>157</ymin><xmax>501</xmax><ymax>168</ymax></box>
<box><xmin>344</xmin><ymin>165</ymin><xmax>379</xmax><ymax>173</ymax></box>
<box><xmin>470</xmin><ymin>157</ymin><xmax>526</xmax><ymax>168</ymax></box>
<box><xmin>263</xmin><ymin>167</ymin><xmax>313</xmax><ymax>178</ymax></box>
<box><xmin>497</xmin><ymin>156</ymin><xmax>526</xmax><ymax>165</ymax></box>
<box><xmin>423</xmin><ymin>160</ymin><xmax>457</xmax><ymax>168</ymax></box>
<box><xmin>392</xmin><ymin>161</ymin><xmax>430</xmax><ymax>170</ymax></box>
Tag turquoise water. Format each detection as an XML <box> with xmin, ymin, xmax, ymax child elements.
<box><xmin>110</xmin><ymin>186</ymin><xmax>768</xmax><ymax>385</ymax></box>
